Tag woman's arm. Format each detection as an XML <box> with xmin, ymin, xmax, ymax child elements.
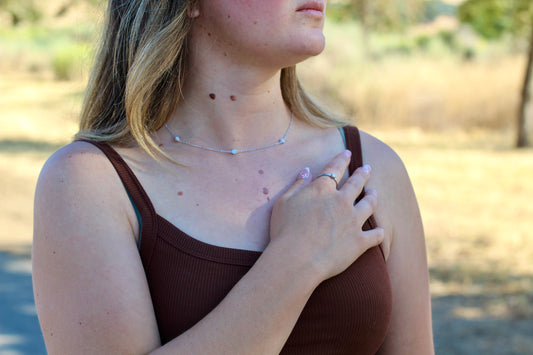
<box><xmin>361</xmin><ymin>132</ymin><xmax>434</xmax><ymax>354</ymax></box>
<box><xmin>33</xmin><ymin>142</ymin><xmax>383</xmax><ymax>354</ymax></box>
<box><xmin>32</xmin><ymin>142</ymin><xmax>161</xmax><ymax>354</ymax></box>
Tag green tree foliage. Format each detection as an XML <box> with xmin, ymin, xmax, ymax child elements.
<box><xmin>458</xmin><ymin>0</ymin><xmax>533</xmax><ymax>39</ymax></box>
<box><xmin>0</xmin><ymin>0</ymin><xmax>105</xmax><ymax>25</ymax></box>
<box><xmin>0</xmin><ymin>0</ymin><xmax>42</xmax><ymax>25</ymax></box>
<box><xmin>458</xmin><ymin>0</ymin><xmax>533</xmax><ymax>147</ymax></box>
<box><xmin>55</xmin><ymin>0</ymin><xmax>106</xmax><ymax>17</ymax></box>
<box><xmin>328</xmin><ymin>0</ymin><xmax>429</xmax><ymax>31</ymax></box>
<box><xmin>328</xmin><ymin>0</ymin><xmax>429</xmax><ymax>58</ymax></box>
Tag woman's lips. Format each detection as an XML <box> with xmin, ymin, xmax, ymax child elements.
<box><xmin>296</xmin><ymin>1</ymin><xmax>325</xmax><ymax>16</ymax></box>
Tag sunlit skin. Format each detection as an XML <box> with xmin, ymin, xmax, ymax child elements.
<box><xmin>193</xmin><ymin>0</ymin><xmax>327</xmax><ymax>68</ymax></box>
<box><xmin>32</xmin><ymin>1</ymin><xmax>434</xmax><ymax>354</ymax></box>
<box><xmin>168</xmin><ymin>0</ymin><xmax>328</xmax><ymax>152</ymax></box>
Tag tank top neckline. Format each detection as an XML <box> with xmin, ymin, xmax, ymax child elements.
<box><xmin>80</xmin><ymin>126</ymin><xmax>377</xmax><ymax>266</ymax></box>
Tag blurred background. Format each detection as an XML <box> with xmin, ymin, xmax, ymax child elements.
<box><xmin>0</xmin><ymin>0</ymin><xmax>532</xmax><ymax>354</ymax></box>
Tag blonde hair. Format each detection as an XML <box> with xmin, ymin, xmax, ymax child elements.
<box><xmin>76</xmin><ymin>0</ymin><xmax>348</xmax><ymax>158</ymax></box>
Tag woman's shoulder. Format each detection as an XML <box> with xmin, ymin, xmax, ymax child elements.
<box><xmin>36</xmin><ymin>141</ymin><xmax>122</xmax><ymax>201</ymax></box>
<box><xmin>34</xmin><ymin>140</ymin><xmax>136</xmax><ymax>240</ymax></box>
<box><xmin>357</xmin><ymin>128</ymin><xmax>413</xmax><ymax>198</ymax></box>
<box><xmin>40</xmin><ymin>140</ymin><xmax>113</xmax><ymax>177</ymax></box>
<box><xmin>356</xmin><ymin>129</ymin><xmax>418</xmax><ymax>259</ymax></box>
<box><xmin>356</xmin><ymin>129</ymin><xmax>407</xmax><ymax>177</ymax></box>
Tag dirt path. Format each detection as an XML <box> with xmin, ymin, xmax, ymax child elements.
<box><xmin>0</xmin><ymin>250</ymin><xmax>46</xmax><ymax>355</ymax></box>
<box><xmin>432</xmin><ymin>284</ymin><xmax>533</xmax><ymax>354</ymax></box>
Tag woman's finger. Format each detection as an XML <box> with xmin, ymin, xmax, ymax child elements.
<box><xmin>360</xmin><ymin>227</ymin><xmax>385</xmax><ymax>249</ymax></box>
<box><xmin>353</xmin><ymin>189</ymin><xmax>378</xmax><ymax>228</ymax></box>
<box><xmin>313</xmin><ymin>150</ymin><xmax>352</xmax><ymax>190</ymax></box>
<box><xmin>339</xmin><ymin>164</ymin><xmax>371</xmax><ymax>200</ymax></box>
<box><xmin>282</xmin><ymin>167</ymin><xmax>313</xmax><ymax>199</ymax></box>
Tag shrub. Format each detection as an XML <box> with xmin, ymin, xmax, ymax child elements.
<box><xmin>51</xmin><ymin>43</ymin><xmax>90</xmax><ymax>81</ymax></box>
<box><xmin>438</xmin><ymin>30</ymin><xmax>457</xmax><ymax>50</ymax></box>
<box><xmin>415</xmin><ymin>35</ymin><xmax>432</xmax><ymax>51</ymax></box>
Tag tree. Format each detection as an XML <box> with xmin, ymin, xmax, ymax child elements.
<box><xmin>348</xmin><ymin>0</ymin><xmax>429</xmax><ymax>31</ymax></box>
<box><xmin>459</xmin><ymin>0</ymin><xmax>533</xmax><ymax>148</ymax></box>
<box><xmin>55</xmin><ymin>0</ymin><xmax>105</xmax><ymax>18</ymax></box>
<box><xmin>0</xmin><ymin>0</ymin><xmax>104</xmax><ymax>25</ymax></box>
<box><xmin>0</xmin><ymin>0</ymin><xmax>41</xmax><ymax>25</ymax></box>
<box><xmin>329</xmin><ymin>0</ymin><xmax>429</xmax><ymax>56</ymax></box>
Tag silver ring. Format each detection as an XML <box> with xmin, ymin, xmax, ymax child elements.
<box><xmin>317</xmin><ymin>173</ymin><xmax>338</xmax><ymax>188</ymax></box>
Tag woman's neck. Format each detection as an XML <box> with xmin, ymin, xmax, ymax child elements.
<box><xmin>166</xmin><ymin>64</ymin><xmax>292</xmax><ymax>151</ymax></box>
<box><xmin>163</xmin><ymin>12</ymin><xmax>300</xmax><ymax>151</ymax></box>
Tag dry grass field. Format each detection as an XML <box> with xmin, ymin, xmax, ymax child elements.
<box><xmin>1</xmin><ymin>9</ymin><xmax>532</xmax><ymax>354</ymax></box>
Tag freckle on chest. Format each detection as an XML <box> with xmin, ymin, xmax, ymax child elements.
<box><xmin>262</xmin><ymin>187</ymin><xmax>269</xmax><ymax>195</ymax></box>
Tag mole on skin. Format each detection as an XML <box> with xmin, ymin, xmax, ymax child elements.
<box><xmin>178</xmin><ymin>191</ymin><xmax>184</xmax><ymax>196</ymax></box>
<box><xmin>262</xmin><ymin>187</ymin><xmax>269</xmax><ymax>195</ymax></box>
<box><xmin>230</xmin><ymin>95</ymin><xmax>237</xmax><ymax>101</ymax></box>
<box><xmin>258</xmin><ymin>169</ymin><xmax>264</xmax><ymax>175</ymax></box>
<box><xmin>209</xmin><ymin>93</ymin><xmax>216</xmax><ymax>100</ymax></box>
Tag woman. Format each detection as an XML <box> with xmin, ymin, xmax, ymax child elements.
<box><xmin>32</xmin><ymin>0</ymin><xmax>434</xmax><ymax>353</ymax></box>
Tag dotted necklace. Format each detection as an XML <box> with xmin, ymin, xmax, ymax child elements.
<box><xmin>164</xmin><ymin>112</ymin><xmax>293</xmax><ymax>155</ymax></box>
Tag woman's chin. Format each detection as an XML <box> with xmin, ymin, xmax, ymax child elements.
<box><xmin>295</xmin><ymin>35</ymin><xmax>326</xmax><ymax>58</ymax></box>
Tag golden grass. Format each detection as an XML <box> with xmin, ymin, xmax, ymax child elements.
<box><xmin>0</xmin><ymin>72</ymin><xmax>83</xmax><ymax>250</ymax></box>
<box><xmin>299</xmin><ymin>21</ymin><xmax>525</xmax><ymax>131</ymax></box>
<box><xmin>388</xmin><ymin>130</ymin><xmax>533</xmax><ymax>285</ymax></box>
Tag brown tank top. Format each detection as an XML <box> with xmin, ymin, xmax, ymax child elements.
<box><xmin>83</xmin><ymin>126</ymin><xmax>392</xmax><ymax>354</ymax></box>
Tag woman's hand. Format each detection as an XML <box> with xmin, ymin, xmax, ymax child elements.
<box><xmin>269</xmin><ymin>150</ymin><xmax>385</xmax><ymax>282</ymax></box>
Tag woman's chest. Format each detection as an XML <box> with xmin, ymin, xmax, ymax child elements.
<box><xmin>119</xmin><ymin>128</ymin><xmax>351</xmax><ymax>252</ymax></box>
<box><xmin>134</xmin><ymin>158</ymin><xmax>311</xmax><ymax>251</ymax></box>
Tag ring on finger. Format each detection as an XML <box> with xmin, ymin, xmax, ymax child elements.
<box><xmin>317</xmin><ymin>173</ymin><xmax>338</xmax><ymax>189</ymax></box>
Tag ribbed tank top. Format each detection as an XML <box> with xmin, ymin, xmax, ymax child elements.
<box><xmin>83</xmin><ymin>125</ymin><xmax>392</xmax><ymax>354</ymax></box>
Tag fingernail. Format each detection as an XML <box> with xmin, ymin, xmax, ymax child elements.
<box><xmin>343</xmin><ymin>150</ymin><xmax>352</xmax><ymax>158</ymax></box>
<box><xmin>362</xmin><ymin>164</ymin><xmax>371</xmax><ymax>174</ymax></box>
<box><xmin>298</xmin><ymin>167</ymin><xmax>310</xmax><ymax>179</ymax></box>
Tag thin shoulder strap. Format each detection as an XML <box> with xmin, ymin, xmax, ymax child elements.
<box><xmin>342</xmin><ymin>126</ymin><xmax>378</xmax><ymax>231</ymax></box>
<box><xmin>343</xmin><ymin>126</ymin><xmax>364</xmax><ymax>178</ymax></box>
<box><xmin>78</xmin><ymin>140</ymin><xmax>157</xmax><ymax>266</ymax></box>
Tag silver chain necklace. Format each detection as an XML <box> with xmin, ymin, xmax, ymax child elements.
<box><xmin>164</xmin><ymin>112</ymin><xmax>293</xmax><ymax>155</ymax></box>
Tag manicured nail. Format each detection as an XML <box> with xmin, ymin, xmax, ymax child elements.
<box><xmin>362</xmin><ymin>164</ymin><xmax>371</xmax><ymax>174</ymax></box>
<box><xmin>343</xmin><ymin>150</ymin><xmax>352</xmax><ymax>158</ymax></box>
<box><xmin>298</xmin><ymin>167</ymin><xmax>310</xmax><ymax>179</ymax></box>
